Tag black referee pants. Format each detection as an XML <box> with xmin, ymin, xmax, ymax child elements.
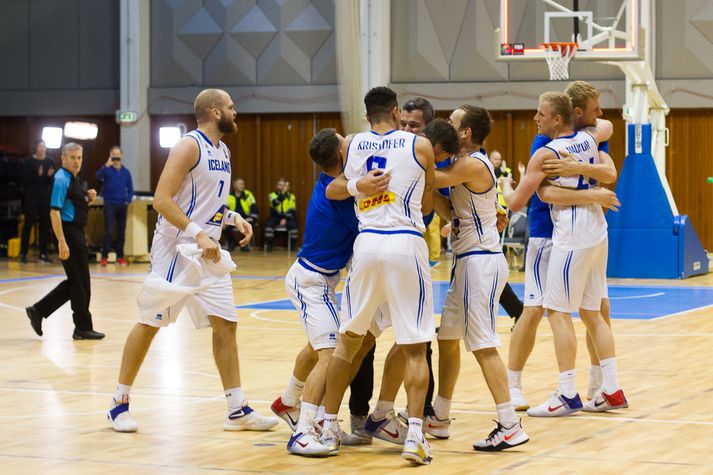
<box><xmin>33</xmin><ymin>223</ymin><xmax>94</xmax><ymax>331</ymax></box>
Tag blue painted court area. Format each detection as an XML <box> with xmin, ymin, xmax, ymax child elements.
<box><xmin>237</xmin><ymin>282</ymin><xmax>713</xmax><ymax>320</ymax></box>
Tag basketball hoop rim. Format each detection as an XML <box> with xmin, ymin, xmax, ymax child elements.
<box><xmin>540</xmin><ymin>42</ymin><xmax>579</xmax><ymax>56</ymax></box>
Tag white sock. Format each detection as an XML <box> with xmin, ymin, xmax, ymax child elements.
<box><xmin>507</xmin><ymin>369</ymin><xmax>523</xmax><ymax>390</ymax></box>
<box><xmin>114</xmin><ymin>384</ymin><xmax>131</xmax><ymax>403</ymax></box>
<box><xmin>296</xmin><ymin>402</ymin><xmax>318</xmax><ymax>433</ymax></box>
<box><xmin>496</xmin><ymin>402</ymin><xmax>518</xmax><ymax>427</ymax></box>
<box><xmin>558</xmin><ymin>370</ymin><xmax>577</xmax><ymax>399</ymax></box>
<box><xmin>600</xmin><ymin>358</ymin><xmax>619</xmax><ymax>393</ymax></box>
<box><xmin>372</xmin><ymin>400</ymin><xmax>394</xmax><ymax>420</ymax></box>
<box><xmin>433</xmin><ymin>395</ymin><xmax>451</xmax><ymax>420</ymax></box>
<box><xmin>281</xmin><ymin>375</ymin><xmax>305</xmax><ymax>407</ymax></box>
<box><xmin>407</xmin><ymin>417</ymin><xmax>423</xmax><ymax>435</ymax></box>
<box><xmin>225</xmin><ymin>387</ymin><xmax>244</xmax><ymax>411</ymax></box>
<box><xmin>589</xmin><ymin>365</ymin><xmax>603</xmax><ymax>385</ymax></box>
<box><xmin>323</xmin><ymin>413</ymin><xmax>338</xmax><ymax>432</ymax></box>
<box><xmin>316</xmin><ymin>405</ymin><xmax>325</xmax><ymax>421</ymax></box>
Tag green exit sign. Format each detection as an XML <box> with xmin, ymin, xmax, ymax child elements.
<box><xmin>116</xmin><ymin>110</ymin><xmax>138</xmax><ymax>124</ymax></box>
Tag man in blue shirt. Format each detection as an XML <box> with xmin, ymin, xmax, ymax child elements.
<box><xmin>25</xmin><ymin>143</ymin><xmax>104</xmax><ymax>340</ymax></box>
<box><xmin>95</xmin><ymin>146</ymin><xmax>134</xmax><ymax>266</ymax></box>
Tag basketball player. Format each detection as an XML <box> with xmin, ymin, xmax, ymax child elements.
<box><xmin>504</xmin><ymin>81</ymin><xmax>620</xmax><ymax>411</ymax></box>
<box><xmin>273</xmin><ymin>128</ymin><xmax>391</xmax><ymax>456</ymax></box>
<box><xmin>503</xmin><ymin>92</ymin><xmax>628</xmax><ymax>416</ymax></box>
<box><xmin>320</xmin><ymin>86</ymin><xmax>436</xmax><ymax>465</ymax></box>
<box><xmin>107</xmin><ymin>89</ymin><xmax>278</xmax><ymax>432</ymax></box>
<box><xmin>423</xmin><ymin>106</ymin><xmax>529</xmax><ymax>451</ymax></box>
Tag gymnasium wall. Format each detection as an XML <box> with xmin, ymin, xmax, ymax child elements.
<box><xmin>0</xmin><ymin>0</ymin><xmax>119</xmax><ymax>116</ymax></box>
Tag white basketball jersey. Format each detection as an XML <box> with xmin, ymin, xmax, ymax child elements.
<box><xmin>545</xmin><ymin>130</ymin><xmax>607</xmax><ymax>250</ymax></box>
<box><xmin>344</xmin><ymin>130</ymin><xmax>426</xmax><ymax>233</ymax></box>
<box><xmin>449</xmin><ymin>150</ymin><xmax>501</xmax><ymax>254</ymax></box>
<box><xmin>155</xmin><ymin>129</ymin><xmax>232</xmax><ymax>241</ymax></box>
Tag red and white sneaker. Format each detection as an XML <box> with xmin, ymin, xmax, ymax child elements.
<box><xmin>365</xmin><ymin>410</ymin><xmax>407</xmax><ymax>444</ymax></box>
<box><xmin>271</xmin><ymin>396</ymin><xmax>300</xmax><ymax>431</ymax></box>
<box><xmin>582</xmin><ymin>389</ymin><xmax>628</xmax><ymax>412</ymax></box>
<box><xmin>100</xmin><ymin>258</ymin><xmax>108</xmax><ymax>267</ymax></box>
<box><xmin>398</xmin><ymin>409</ymin><xmax>452</xmax><ymax>439</ymax></box>
<box><xmin>116</xmin><ymin>257</ymin><xmax>129</xmax><ymax>266</ymax></box>
<box><xmin>473</xmin><ymin>420</ymin><xmax>529</xmax><ymax>452</ymax></box>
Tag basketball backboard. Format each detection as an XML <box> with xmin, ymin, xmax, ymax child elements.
<box><xmin>496</xmin><ymin>0</ymin><xmax>642</xmax><ymax>61</ymax></box>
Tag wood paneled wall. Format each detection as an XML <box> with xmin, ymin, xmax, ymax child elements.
<box><xmin>0</xmin><ymin>116</ymin><xmax>120</xmax><ymax>189</ymax></box>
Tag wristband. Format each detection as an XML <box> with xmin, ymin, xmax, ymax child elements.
<box><xmin>184</xmin><ymin>222</ymin><xmax>202</xmax><ymax>239</ymax></box>
<box><xmin>224</xmin><ymin>210</ymin><xmax>238</xmax><ymax>227</ymax></box>
<box><xmin>346</xmin><ymin>178</ymin><xmax>360</xmax><ymax>197</ymax></box>
<box><xmin>423</xmin><ymin>210</ymin><xmax>435</xmax><ymax>227</ymax></box>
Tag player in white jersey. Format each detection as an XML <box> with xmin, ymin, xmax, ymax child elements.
<box><xmin>504</xmin><ymin>82</ymin><xmax>621</xmax><ymax>411</ymax></box>
<box><xmin>107</xmin><ymin>89</ymin><xmax>278</xmax><ymax>433</ymax></box>
<box><xmin>424</xmin><ymin>109</ymin><xmax>529</xmax><ymax>452</ymax></box>
<box><xmin>320</xmin><ymin>87</ymin><xmax>436</xmax><ymax>465</ymax></box>
<box><xmin>504</xmin><ymin>92</ymin><xmax>628</xmax><ymax>417</ymax></box>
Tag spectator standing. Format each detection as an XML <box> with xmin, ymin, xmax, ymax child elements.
<box><xmin>95</xmin><ymin>146</ymin><xmax>134</xmax><ymax>266</ymax></box>
<box><xmin>20</xmin><ymin>140</ymin><xmax>55</xmax><ymax>264</ymax></box>
<box><xmin>265</xmin><ymin>178</ymin><xmax>297</xmax><ymax>251</ymax></box>
<box><xmin>25</xmin><ymin>143</ymin><xmax>104</xmax><ymax>340</ymax></box>
<box><xmin>224</xmin><ymin>178</ymin><xmax>258</xmax><ymax>251</ymax></box>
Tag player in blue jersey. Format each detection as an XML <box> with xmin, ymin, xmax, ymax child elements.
<box><xmin>505</xmin><ymin>81</ymin><xmax>622</xmax><ymax>412</ymax></box>
<box><xmin>272</xmin><ymin>128</ymin><xmax>390</xmax><ymax>456</ymax></box>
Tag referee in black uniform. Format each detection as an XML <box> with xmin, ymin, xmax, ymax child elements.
<box><xmin>25</xmin><ymin>142</ymin><xmax>105</xmax><ymax>340</ymax></box>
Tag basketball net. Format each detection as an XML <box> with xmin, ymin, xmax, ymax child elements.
<box><xmin>542</xmin><ymin>42</ymin><xmax>578</xmax><ymax>81</ymax></box>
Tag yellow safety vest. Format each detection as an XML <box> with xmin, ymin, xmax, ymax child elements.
<box><xmin>269</xmin><ymin>191</ymin><xmax>296</xmax><ymax>215</ymax></box>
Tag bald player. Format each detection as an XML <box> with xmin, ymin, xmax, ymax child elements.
<box><xmin>107</xmin><ymin>89</ymin><xmax>278</xmax><ymax>433</ymax></box>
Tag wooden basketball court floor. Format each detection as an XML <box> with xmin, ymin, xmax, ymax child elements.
<box><xmin>1</xmin><ymin>251</ymin><xmax>713</xmax><ymax>474</ymax></box>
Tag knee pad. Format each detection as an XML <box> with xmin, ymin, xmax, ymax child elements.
<box><xmin>333</xmin><ymin>332</ymin><xmax>364</xmax><ymax>363</ymax></box>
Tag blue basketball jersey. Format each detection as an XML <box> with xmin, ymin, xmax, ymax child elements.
<box><xmin>528</xmin><ymin>134</ymin><xmax>609</xmax><ymax>238</ymax></box>
<box><xmin>297</xmin><ymin>173</ymin><xmax>360</xmax><ymax>272</ymax></box>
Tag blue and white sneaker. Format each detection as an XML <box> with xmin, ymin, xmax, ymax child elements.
<box><xmin>108</xmin><ymin>395</ymin><xmax>139</xmax><ymax>432</ymax></box>
<box><xmin>224</xmin><ymin>402</ymin><xmax>279</xmax><ymax>431</ymax></box>
<box><xmin>287</xmin><ymin>430</ymin><xmax>331</xmax><ymax>457</ymax></box>
<box><xmin>527</xmin><ymin>389</ymin><xmax>583</xmax><ymax>417</ymax></box>
<box><xmin>365</xmin><ymin>409</ymin><xmax>407</xmax><ymax>444</ymax></box>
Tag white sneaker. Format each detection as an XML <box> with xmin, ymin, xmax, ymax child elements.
<box><xmin>107</xmin><ymin>395</ymin><xmax>138</xmax><ymax>433</ymax></box>
<box><xmin>473</xmin><ymin>420</ymin><xmax>529</xmax><ymax>451</ymax></box>
<box><xmin>582</xmin><ymin>388</ymin><xmax>628</xmax><ymax>412</ymax></box>
<box><xmin>287</xmin><ymin>430</ymin><xmax>331</xmax><ymax>457</ymax></box>
<box><xmin>364</xmin><ymin>409</ymin><xmax>408</xmax><ymax>444</ymax></box>
<box><xmin>510</xmin><ymin>387</ymin><xmax>530</xmax><ymax>411</ymax></box>
<box><xmin>526</xmin><ymin>389</ymin><xmax>583</xmax><ymax>417</ymax></box>
<box><xmin>401</xmin><ymin>431</ymin><xmax>433</xmax><ymax>465</ymax></box>
<box><xmin>224</xmin><ymin>402</ymin><xmax>279</xmax><ymax>431</ymax></box>
<box><xmin>270</xmin><ymin>396</ymin><xmax>300</xmax><ymax>431</ymax></box>
<box><xmin>320</xmin><ymin>427</ymin><xmax>341</xmax><ymax>455</ymax></box>
<box><xmin>398</xmin><ymin>409</ymin><xmax>451</xmax><ymax>439</ymax></box>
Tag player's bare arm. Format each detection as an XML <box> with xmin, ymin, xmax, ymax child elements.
<box><xmin>433</xmin><ymin>190</ymin><xmax>452</xmax><ymax>222</ymax></box>
<box><xmin>542</xmin><ymin>149</ymin><xmax>617</xmax><ymax>184</ymax></box>
<box><xmin>415</xmin><ymin>135</ymin><xmax>435</xmax><ymax>215</ymax></box>
<box><xmin>154</xmin><ymin>137</ymin><xmax>220</xmax><ymax>261</ymax></box>
<box><xmin>501</xmin><ymin>148</ymin><xmax>551</xmax><ymax>211</ymax></box>
<box><xmin>538</xmin><ymin>182</ymin><xmax>620</xmax><ymax>211</ymax></box>
<box><xmin>326</xmin><ymin>170</ymin><xmax>391</xmax><ymax>200</ymax></box>
<box><xmin>586</xmin><ymin>117</ymin><xmax>614</xmax><ymax>144</ymax></box>
<box><xmin>434</xmin><ymin>154</ymin><xmax>492</xmax><ymax>192</ymax></box>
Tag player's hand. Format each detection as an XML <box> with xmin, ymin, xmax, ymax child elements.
<box><xmin>58</xmin><ymin>240</ymin><xmax>70</xmax><ymax>260</ymax></box>
<box><xmin>106</xmin><ymin>156</ymin><xmax>114</xmax><ymax>167</ymax></box>
<box><xmin>196</xmin><ymin>232</ymin><xmax>221</xmax><ymax>263</ymax></box>
<box><xmin>518</xmin><ymin>161</ymin><xmax>525</xmax><ymax>177</ymax></box>
<box><xmin>440</xmin><ymin>222</ymin><xmax>452</xmax><ymax>237</ymax></box>
<box><xmin>542</xmin><ymin>151</ymin><xmax>582</xmax><ymax>178</ymax></box>
<box><xmin>496</xmin><ymin>208</ymin><xmax>509</xmax><ymax>233</ymax></box>
<box><xmin>593</xmin><ymin>187</ymin><xmax>620</xmax><ymax>211</ymax></box>
<box><xmin>87</xmin><ymin>189</ymin><xmax>97</xmax><ymax>205</ymax></box>
<box><xmin>234</xmin><ymin>214</ymin><xmax>253</xmax><ymax>247</ymax></box>
<box><xmin>357</xmin><ymin>169</ymin><xmax>390</xmax><ymax>195</ymax></box>
<box><xmin>499</xmin><ymin>175</ymin><xmax>514</xmax><ymax>191</ymax></box>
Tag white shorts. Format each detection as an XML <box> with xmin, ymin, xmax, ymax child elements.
<box><xmin>340</xmin><ymin>231</ymin><xmax>435</xmax><ymax>345</ymax></box>
<box><xmin>140</xmin><ymin>233</ymin><xmax>236</xmax><ymax>328</ymax></box>
<box><xmin>285</xmin><ymin>259</ymin><xmax>342</xmax><ymax>350</ymax></box>
<box><xmin>439</xmin><ymin>251</ymin><xmax>508</xmax><ymax>351</ymax></box>
<box><xmin>524</xmin><ymin>237</ymin><xmax>553</xmax><ymax>307</ymax></box>
<box><xmin>543</xmin><ymin>239</ymin><xmax>608</xmax><ymax>313</ymax></box>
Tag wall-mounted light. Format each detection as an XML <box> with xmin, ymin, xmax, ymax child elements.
<box><xmin>41</xmin><ymin>127</ymin><xmax>63</xmax><ymax>149</ymax></box>
<box><xmin>64</xmin><ymin>121</ymin><xmax>98</xmax><ymax>140</ymax></box>
<box><xmin>159</xmin><ymin>126</ymin><xmax>182</xmax><ymax>148</ymax></box>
